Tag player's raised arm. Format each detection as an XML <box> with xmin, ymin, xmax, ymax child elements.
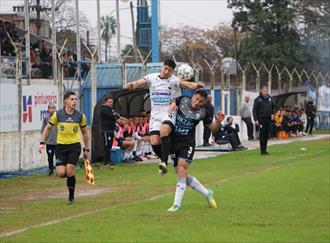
<box><xmin>208</xmin><ymin>111</ymin><xmax>225</xmax><ymax>132</ymax></box>
<box><xmin>179</xmin><ymin>80</ymin><xmax>204</xmax><ymax>90</ymax></box>
<box><xmin>126</xmin><ymin>79</ymin><xmax>147</xmax><ymax>90</ymax></box>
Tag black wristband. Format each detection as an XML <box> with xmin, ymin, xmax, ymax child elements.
<box><xmin>40</xmin><ymin>142</ymin><xmax>45</xmax><ymax>145</ymax></box>
<box><xmin>83</xmin><ymin>148</ymin><xmax>90</xmax><ymax>152</ymax></box>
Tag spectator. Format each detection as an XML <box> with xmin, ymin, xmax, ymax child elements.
<box><xmin>203</xmin><ymin>95</ymin><xmax>214</xmax><ymax>146</ymax></box>
<box><xmin>240</xmin><ymin>96</ymin><xmax>254</xmax><ymax>140</ymax></box>
<box><xmin>300</xmin><ymin>108</ymin><xmax>307</xmax><ymax>134</ymax></box>
<box><xmin>213</xmin><ymin>122</ymin><xmax>240</xmax><ymax>151</ymax></box>
<box><xmin>274</xmin><ymin>109</ymin><xmax>283</xmax><ymax>138</ymax></box>
<box><xmin>100</xmin><ymin>96</ymin><xmax>120</xmax><ymax>167</ymax></box>
<box><xmin>305</xmin><ymin>97</ymin><xmax>317</xmax><ymax>135</ymax></box>
<box><xmin>40</xmin><ymin>102</ymin><xmax>57</xmax><ymax>175</ymax></box>
<box><xmin>224</xmin><ymin>117</ymin><xmax>247</xmax><ymax>150</ymax></box>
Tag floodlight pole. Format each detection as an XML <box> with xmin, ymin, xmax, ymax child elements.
<box><xmin>83</xmin><ymin>42</ymin><xmax>98</xmax><ymax>120</ymax></box>
<box><xmin>56</xmin><ymin>38</ymin><xmax>68</xmax><ymax>109</ymax></box>
<box><xmin>51</xmin><ymin>0</ymin><xmax>57</xmax><ymax>85</ymax></box>
<box><xmin>6</xmin><ymin>32</ymin><xmax>25</xmax><ymax>170</ymax></box>
<box><xmin>24</xmin><ymin>0</ymin><xmax>31</xmax><ymax>84</ymax></box>
<box><xmin>75</xmin><ymin>0</ymin><xmax>81</xmax><ymax>80</ymax></box>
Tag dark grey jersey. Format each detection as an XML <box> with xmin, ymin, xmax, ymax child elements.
<box><xmin>173</xmin><ymin>96</ymin><xmax>213</xmax><ymax>142</ymax></box>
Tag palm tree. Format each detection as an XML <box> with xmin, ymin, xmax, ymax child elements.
<box><xmin>101</xmin><ymin>15</ymin><xmax>117</xmax><ymax>62</ymax></box>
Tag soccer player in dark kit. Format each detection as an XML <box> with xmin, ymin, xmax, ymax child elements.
<box><xmin>159</xmin><ymin>90</ymin><xmax>225</xmax><ymax>212</ymax></box>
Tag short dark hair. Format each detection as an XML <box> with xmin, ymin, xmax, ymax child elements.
<box><xmin>63</xmin><ymin>91</ymin><xmax>76</xmax><ymax>100</ymax></box>
<box><xmin>105</xmin><ymin>96</ymin><xmax>113</xmax><ymax>102</ymax></box>
<box><xmin>163</xmin><ymin>59</ymin><xmax>176</xmax><ymax>70</ymax></box>
<box><xmin>194</xmin><ymin>89</ymin><xmax>207</xmax><ymax>99</ymax></box>
<box><xmin>227</xmin><ymin>116</ymin><xmax>233</xmax><ymax>122</ymax></box>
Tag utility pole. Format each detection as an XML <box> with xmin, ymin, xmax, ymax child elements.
<box><xmin>96</xmin><ymin>0</ymin><xmax>101</xmax><ymax>62</ymax></box>
<box><xmin>51</xmin><ymin>0</ymin><xmax>57</xmax><ymax>85</ymax></box>
<box><xmin>130</xmin><ymin>1</ymin><xmax>138</xmax><ymax>63</ymax></box>
<box><xmin>75</xmin><ymin>0</ymin><xmax>81</xmax><ymax>80</ymax></box>
<box><xmin>116</xmin><ymin>0</ymin><xmax>121</xmax><ymax>62</ymax></box>
<box><xmin>24</xmin><ymin>0</ymin><xmax>31</xmax><ymax>84</ymax></box>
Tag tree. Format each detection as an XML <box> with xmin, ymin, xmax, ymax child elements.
<box><xmin>101</xmin><ymin>15</ymin><xmax>116</xmax><ymax>63</ymax></box>
<box><xmin>228</xmin><ymin>0</ymin><xmax>311</xmax><ymax>70</ymax></box>
<box><xmin>294</xmin><ymin>0</ymin><xmax>330</xmax><ymax>72</ymax></box>
<box><xmin>161</xmin><ymin>24</ymin><xmax>238</xmax><ymax>82</ymax></box>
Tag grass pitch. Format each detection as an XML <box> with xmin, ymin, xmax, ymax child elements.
<box><xmin>0</xmin><ymin>139</ymin><xmax>329</xmax><ymax>242</ymax></box>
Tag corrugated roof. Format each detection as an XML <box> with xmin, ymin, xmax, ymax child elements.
<box><xmin>82</xmin><ymin>64</ymin><xmax>123</xmax><ymax>88</ymax></box>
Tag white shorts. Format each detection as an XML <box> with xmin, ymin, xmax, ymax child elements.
<box><xmin>149</xmin><ymin>109</ymin><xmax>177</xmax><ymax>135</ymax></box>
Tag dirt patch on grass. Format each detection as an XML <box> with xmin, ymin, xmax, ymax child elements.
<box><xmin>2</xmin><ymin>184</ymin><xmax>127</xmax><ymax>204</ymax></box>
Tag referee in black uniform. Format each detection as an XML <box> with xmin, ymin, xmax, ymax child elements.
<box><xmin>253</xmin><ymin>86</ymin><xmax>275</xmax><ymax>155</ymax></box>
<box><xmin>100</xmin><ymin>96</ymin><xmax>120</xmax><ymax>167</ymax></box>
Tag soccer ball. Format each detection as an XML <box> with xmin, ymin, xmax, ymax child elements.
<box><xmin>176</xmin><ymin>63</ymin><xmax>194</xmax><ymax>81</ymax></box>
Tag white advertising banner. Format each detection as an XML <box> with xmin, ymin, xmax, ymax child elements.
<box><xmin>21</xmin><ymin>85</ymin><xmax>59</xmax><ymax>131</ymax></box>
<box><xmin>318</xmin><ymin>85</ymin><xmax>330</xmax><ymax>112</ymax></box>
<box><xmin>0</xmin><ymin>84</ymin><xmax>19</xmax><ymax>132</ymax></box>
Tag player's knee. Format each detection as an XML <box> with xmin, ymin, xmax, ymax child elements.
<box><xmin>176</xmin><ymin>164</ymin><xmax>187</xmax><ymax>176</ymax></box>
<box><xmin>160</xmin><ymin>124</ymin><xmax>171</xmax><ymax>137</ymax></box>
<box><xmin>56</xmin><ymin>171</ymin><xmax>66</xmax><ymax>178</ymax></box>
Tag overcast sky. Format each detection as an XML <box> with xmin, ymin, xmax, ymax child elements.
<box><xmin>1</xmin><ymin>0</ymin><xmax>233</xmax><ymax>58</ymax></box>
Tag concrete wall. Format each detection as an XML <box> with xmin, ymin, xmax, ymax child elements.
<box><xmin>0</xmin><ymin>130</ymin><xmax>47</xmax><ymax>172</ymax></box>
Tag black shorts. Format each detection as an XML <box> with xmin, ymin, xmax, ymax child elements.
<box><xmin>170</xmin><ymin>139</ymin><xmax>195</xmax><ymax>166</ymax></box>
<box><xmin>55</xmin><ymin>143</ymin><xmax>81</xmax><ymax>166</ymax></box>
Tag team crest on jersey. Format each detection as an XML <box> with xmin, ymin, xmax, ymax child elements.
<box><xmin>73</xmin><ymin>125</ymin><xmax>79</xmax><ymax>133</ymax></box>
<box><xmin>60</xmin><ymin>125</ymin><xmax>65</xmax><ymax>131</ymax></box>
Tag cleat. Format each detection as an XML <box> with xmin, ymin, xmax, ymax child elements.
<box><xmin>207</xmin><ymin>189</ymin><xmax>217</xmax><ymax>208</ymax></box>
<box><xmin>158</xmin><ymin>162</ymin><xmax>168</xmax><ymax>174</ymax></box>
<box><xmin>67</xmin><ymin>197</ymin><xmax>75</xmax><ymax>205</ymax></box>
<box><xmin>167</xmin><ymin>205</ymin><xmax>181</xmax><ymax>212</ymax></box>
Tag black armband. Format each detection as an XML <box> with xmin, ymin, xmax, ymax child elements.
<box><xmin>83</xmin><ymin>148</ymin><xmax>90</xmax><ymax>152</ymax></box>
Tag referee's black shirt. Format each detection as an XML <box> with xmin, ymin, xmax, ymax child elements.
<box><xmin>100</xmin><ymin>104</ymin><xmax>117</xmax><ymax>131</ymax></box>
<box><xmin>253</xmin><ymin>94</ymin><xmax>275</xmax><ymax>121</ymax></box>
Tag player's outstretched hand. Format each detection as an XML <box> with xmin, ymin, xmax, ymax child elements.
<box><xmin>215</xmin><ymin>111</ymin><xmax>225</xmax><ymax>122</ymax></box>
<box><xmin>196</xmin><ymin>82</ymin><xmax>205</xmax><ymax>89</ymax></box>
<box><xmin>126</xmin><ymin>82</ymin><xmax>134</xmax><ymax>90</ymax></box>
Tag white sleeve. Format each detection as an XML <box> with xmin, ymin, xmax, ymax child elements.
<box><xmin>143</xmin><ymin>74</ymin><xmax>152</xmax><ymax>86</ymax></box>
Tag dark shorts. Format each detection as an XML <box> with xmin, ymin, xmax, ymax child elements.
<box><xmin>170</xmin><ymin>139</ymin><xmax>195</xmax><ymax>167</ymax></box>
<box><xmin>55</xmin><ymin>143</ymin><xmax>81</xmax><ymax>166</ymax></box>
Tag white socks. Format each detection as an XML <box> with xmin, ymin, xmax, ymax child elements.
<box><xmin>173</xmin><ymin>178</ymin><xmax>186</xmax><ymax>207</ymax></box>
<box><xmin>187</xmin><ymin>175</ymin><xmax>209</xmax><ymax>198</ymax></box>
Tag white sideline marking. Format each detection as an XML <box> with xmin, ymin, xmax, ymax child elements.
<box><xmin>1</xmin><ymin>149</ymin><xmax>328</xmax><ymax>238</ymax></box>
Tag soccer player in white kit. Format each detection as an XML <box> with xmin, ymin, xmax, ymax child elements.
<box><xmin>127</xmin><ymin>60</ymin><xmax>204</xmax><ymax>175</ymax></box>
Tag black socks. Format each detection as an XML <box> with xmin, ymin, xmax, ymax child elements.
<box><xmin>160</xmin><ymin>136</ymin><xmax>171</xmax><ymax>165</ymax></box>
<box><xmin>67</xmin><ymin>175</ymin><xmax>76</xmax><ymax>200</ymax></box>
<box><xmin>151</xmin><ymin>144</ymin><xmax>162</xmax><ymax>159</ymax></box>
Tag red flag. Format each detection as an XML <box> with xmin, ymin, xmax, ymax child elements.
<box><xmin>84</xmin><ymin>159</ymin><xmax>95</xmax><ymax>185</ymax></box>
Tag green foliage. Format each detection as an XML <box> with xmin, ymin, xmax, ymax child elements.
<box><xmin>101</xmin><ymin>15</ymin><xmax>117</xmax><ymax>62</ymax></box>
<box><xmin>228</xmin><ymin>0</ymin><xmax>322</xmax><ymax>70</ymax></box>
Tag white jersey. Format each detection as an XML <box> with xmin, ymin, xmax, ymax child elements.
<box><xmin>144</xmin><ymin>73</ymin><xmax>181</xmax><ymax>112</ymax></box>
